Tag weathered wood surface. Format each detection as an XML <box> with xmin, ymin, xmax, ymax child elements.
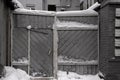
<box><xmin>57</xmin><ymin>16</ymin><xmax>98</xmax><ymax>25</ymax></box>
<box><xmin>30</xmin><ymin>29</ymin><xmax>53</xmax><ymax>77</ymax></box>
<box><xmin>57</xmin><ymin>27</ymin><xmax>97</xmax><ymax>30</ymax></box>
<box><xmin>53</xmin><ymin>16</ymin><xmax>58</xmax><ymax>79</ymax></box>
<box><xmin>58</xmin><ymin>30</ymin><xmax>98</xmax><ymax>60</ymax></box>
<box><xmin>12</xmin><ymin>14</ymin><xmax>54</xmax><ymax>77</ymax></box>
<box><xmin>13</xmin><ymin>14</ymin><xmax>54</xmax><ymax>28</ymax></box>
<box><xmin>58</xmin><ymin>62</ymin><xmax>98</xmax><ymax>75</ymax></box>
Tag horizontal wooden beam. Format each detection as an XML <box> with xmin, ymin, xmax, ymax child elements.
<box><xmin>58</xmin><ymin>61</ymin><xmax>98</xmax><ymax>66</ymax></box>
<box><xmin>57</xmin><ymin>27</ymin><xmax>98</xmax><ymax>31</ymax></box>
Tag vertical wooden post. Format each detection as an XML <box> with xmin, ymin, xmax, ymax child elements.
<box><xmin>11</xmin><ymin>13</ymin><xmax>14</xmax><ymax>67</ymax></box>
<box><xmin>98</xmin><ymin>12</ymin><xmax>100</xmax><ymax>71</ymax></box>
<box><xmin>53</xmin><ymin>15</ymin><xmax>58</xmax><ymax>79</ymax></box>
<box><xmin>27</xmin><ymin>25</ymin><xmax>31</xmax><ymax>75</ymax></box>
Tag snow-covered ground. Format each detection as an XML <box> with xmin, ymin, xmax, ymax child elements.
<box><xmin>58</xmin><ymin>71</ymin><xmax>103</xmax><ymax>80</ymax></box>
<box><xmin>0</xmin><ymin>67</ymin><xmax>104</xmax><ymax>80</ymax></box>
<box><xmin>0</xmin><ymin>67</ymin><xmax>30</xmax><ymax>80</ymax></box>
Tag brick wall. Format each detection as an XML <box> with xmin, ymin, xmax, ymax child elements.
<box><xmin>99</xmin><ymin>4</ymin><xmax>115</xmax><ymax>74</ymax></box>
<box><xmin>99</xmin><ymin>1</ymin><xmax>120</xmax><ymax>80</ymax></box>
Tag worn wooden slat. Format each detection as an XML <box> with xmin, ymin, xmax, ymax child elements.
<box><xmin>58</xmin><ymin>64</ymin><xmax>98</xmax><ymax>75</ymax></box>
<box><xmin>58</xmin><ymin>62</ymin><xmax>98</xmax><ymax>66</ymax></box>
<box><xmin>76</xmin><ymin>65</ymin><xmax>80</xmax><ymax>74</ymax></box>
<box><xmin>57</xmin><ymin>16</ymin><xmax>98</xmax><ymax>25</ymax></box>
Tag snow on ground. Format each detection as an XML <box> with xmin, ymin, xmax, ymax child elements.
<box><xmin>0</xmin><ymin>66</ymin><xmax>30</xmax><ymax>80</ymax></box>
<box><xmin>0</xmin><ymin>66</ymin><xmax>104</xmax><ymax>80</ymax></box>
<box><xmin>58</xmin><ymin>71</ymin><xmax>104</xmax><ymax>80</ymax></box>
<box><xmin>56</xmin><ymin>20</ymin><xmax>98</xmax><ymax>29</ymax></box>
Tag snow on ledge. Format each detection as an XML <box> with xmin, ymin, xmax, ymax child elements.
<box><xmin>14</xmin><ymin>8</ymin><xmax>98</xmax><ymax>17</ymax></box>
<box><xmin>88</xmin><ymin>2</ymin><xmax>101</xmax><ymax>10</ymax></box>
<box><xmin>56</xmin><ymin>21</ymin><xmax>98</xmax><ymax>30</ymax></box>
<box><xmin>14</xmin><ymin>9</ymin><xmax>56</xmax><ymax>16</ymax></box>
<box><xmin>56</xmin><ymin>9</ymin><xmax>98</xmax><ymax>17</ymax></box>
<box><xmin>12</xmin><ymin>0</ymin><xmax>98</xmax><ymax>17</ymax></box>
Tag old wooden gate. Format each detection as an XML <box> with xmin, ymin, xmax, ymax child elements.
<box><xmin>11</xmin><ymin>12</ymin><xmax>54</xmax><ymax>77</ymax></box>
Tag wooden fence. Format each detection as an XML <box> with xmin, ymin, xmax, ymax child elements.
<box><xmin>11</xmin><ymin>10</ymin><xmax>98</xmax><ymax>78</ymax></box>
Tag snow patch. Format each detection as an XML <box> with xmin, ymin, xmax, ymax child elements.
<box><xmin>12</xmin><ymin>0</ymin><xmax>24</xmax><ymax>9</ymax></box>
<box><xmin>12</xmin><ymin>57</ymin><xmax>29</xmax><ymax>65</ymax></box>
<box><xmin>88</xmin><ymin>2</ymin><xmax>101</xmax><ymax>10</ymax></box>
<box><xmin>58</xmin><ymin>71</ymin><xmax>104</xmax><ymax>80</ymax></box>
<box><xmin>1</xmin><ymin>66</ymin><xmax>30</xmax><ymax>80</ymax></box>
<box><xmin>58</xmin><ymin>55</ymin><xmax>98</xmax><ymax>64</ymax></box>
<box><xmin>56</xmin><ymin>20</ymin><xmax>98</xmax><ymax>29</ymax></box>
